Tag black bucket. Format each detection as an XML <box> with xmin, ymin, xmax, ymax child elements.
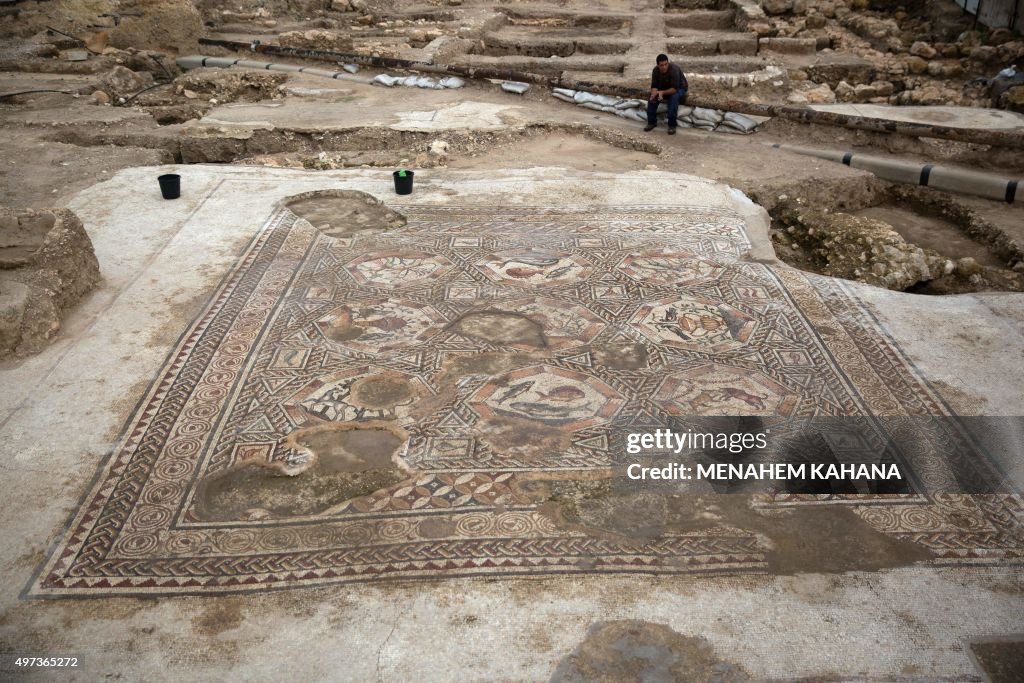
<box><xmin>393</xmin><ymin>170</ymin><xmax>414</xmax><ymax>195</ymax></box>
<box><xmin>158</xmin><ymin>173</ymin><xmax>181</xmax><ymax>200</ymax></box>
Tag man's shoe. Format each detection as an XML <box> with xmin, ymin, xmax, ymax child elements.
<box><xmin>643</xmin><ymin>124</ymin><xmax>656</xmax><ymax>132</ymax></box>
<box><xmin>668</xmin><ymin>127</ymin><xmax>677</xmax><ymax>135</ymax></box>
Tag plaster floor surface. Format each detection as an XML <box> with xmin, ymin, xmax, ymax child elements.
<box><xmin>1</xmin><ymin>165</ymin><xmax>1022</xmax><ymax>681</ymax></box>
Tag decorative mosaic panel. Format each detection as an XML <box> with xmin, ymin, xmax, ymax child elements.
<box><xmin>29</xmin><ymin>201</ymin><xmax>1023</xmax><ymax>596</ymax></box>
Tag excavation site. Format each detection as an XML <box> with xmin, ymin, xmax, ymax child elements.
<box><xmin>1</xmin><ymin>0</ymin><xmax>1023</xmax><ymax>681</ymax></box>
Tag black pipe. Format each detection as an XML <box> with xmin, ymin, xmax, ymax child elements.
<box><xmin>118</xmin><ymin>81</ymin><xmax>174</xmax><ymax>105</ymax></box>
<box><xmin>44</xmin><ymin>23</ymin><xmax>113</xmax><ymax>55</ymax></box>
<box><xmin>0</xmin><ymin>89</ymin><xmax>76</xmax><ymax>98</ymax></box>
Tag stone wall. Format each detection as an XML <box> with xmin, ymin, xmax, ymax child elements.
<box><xmin>0</xmin><ymin>207</ymin><xmax>101</xmax><ymax>357</ymax></box>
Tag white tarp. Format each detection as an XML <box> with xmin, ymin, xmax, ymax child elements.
<box><xmin>549</xmin><ymin>88</ymin><xmax>763</xmax><ymax>135</ymax></box>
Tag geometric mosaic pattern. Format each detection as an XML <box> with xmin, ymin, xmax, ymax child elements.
<box><xmin>30</xmin><ymin>201</ymin><xmax>1023</xmax><ymax>595</ymax></box>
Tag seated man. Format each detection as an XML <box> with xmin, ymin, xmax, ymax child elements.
<box><xmin>645</xmin><ymin>53</ymin><xmax>688</xmax><ymax>135</ymax></box>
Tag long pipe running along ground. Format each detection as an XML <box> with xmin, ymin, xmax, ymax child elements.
<box><xmin>770</xmin><ymin>142</ymin><xmax>1021</xmax><ymax>203</ymax></box>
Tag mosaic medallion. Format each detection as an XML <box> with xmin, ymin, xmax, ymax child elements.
<box><xmin>654</xmin><ymin>364</ymin><xmax>799</xmax><ymax>416</ymax></box>
<box><xmin>470</xmin><ymin>365</ymin><xmax>624</xmax><ymax>430</ymax></box>
<box><xmin>617</xmin><ymin>248</ymin><xmax>722</xmax><ymax>286</ymax></box>
<box><xmin>476</xmin><ymin>248</ymin><xmax>590</xmax><ymax>286</ymax></box>
<box><xmin>446</xmin><ymin>298</ymin><xmax>604</xmax><ymax>351</ymax></box>
<box><xmin>632</xmin><ymin>296</ymin><xmax>757</xmax><ymax>352</ymax></box>
<box><xmin>345</xmin><ymin>250</ymin><xmax>452</xmax><ymax>288</ymax></box>
<box><xmin>284</xmin><ymin>367</ymin><xmax>427</xmax><ymax>424</ymax></box>
<box><xmin>315</xmin><ymin>299</ymin><xmax>446</xmax><ymax>352</ymax></box>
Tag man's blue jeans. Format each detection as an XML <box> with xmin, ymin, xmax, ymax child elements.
<box><xmin>647</xmin><ymin>89</ymin><xmax>687</xmax><ymax>128</ymax></box>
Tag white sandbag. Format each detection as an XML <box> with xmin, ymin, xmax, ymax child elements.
<box><xmin>553</xmin><ymin>87</ymin><xmax>576</xmax><ymax>98</ymax></box>
<box><xmin>415</xmin><ymin>76</ymin><xmax>437</xmax><ymax>88</ymax></box>
<box><xmin>723</xmin><ymin>111</ymin><xmax>759</xmax><ymax>132</ymax></box>
<box><xmin>678</xmin><ymin>106</ymin><xmax>694</xmax><ymax>117</ymax></box>
<box><xmin>439</xmin><ymin>77</ymin><xmax>465</xmax><ymax>89</ymax></box>
<box><xmin>592</xmin><ymin>94</ymin><xmax>620</xmax><ymax>107</ymax></box>
<box><xmin>657</xmin><ymin>102</ymin><xmax>667</xmax><ymax>114</ymax></box>
<box><xmin>716</xmin><ymin>125</ymin><xmax>750</xmax><ymax>134</ymax></box>
<box><xmin>373</xmin><ymin>74</ymin><xmax>399</xmax><ymax>86</ymax></box>
<box><xmin>342</xmin><ymin>63</ymin><xmax>359</xmax><ymax>74</ymax></box>
<box><xmin>574</xmin><ymin>91</ymin><xmax>597</xmax><ymax>104</ymax></box>
<box><xmin>552</xmin><ymin>92</ymin><xmax>575</xmax><ymax>103</ymax></box>
<box><xmin>578</xmin><ymin>101</ymin><xmax>605</xmax><ymax>111</ymax></box>
<box><xmin>614</xmin><ymin>98</ymin><xmax>643</xmax><ymax>109</ymax></box>
<box><xmin>691</xmin><ymin>106</ymin><xmax>724</xmax><ymax>124</ymax></box>
<box><xmin>501</xmin><ymin>81</ymin><xmax>530</xmax><ymax>94</ymax></box>
<box><xmin>600</xmin><ymin>105</ymin><xmax>619</xmax><ymax>113</ymax></box>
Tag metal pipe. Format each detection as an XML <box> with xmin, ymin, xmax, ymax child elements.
<box><xmin>770</xmin><ymin>143</ymin><xmax>1021</xmax><ymax>203</ymax></box>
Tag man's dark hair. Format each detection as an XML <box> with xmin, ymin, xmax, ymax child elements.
<box><xmin>656</xmin><ymin>54</ymin><xmax>669</xmax><ymax>63</ymax></box>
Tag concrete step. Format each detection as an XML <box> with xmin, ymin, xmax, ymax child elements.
<box><xmin>673</xmin><ymin>55</ymin><xmax>768</xmax><ymax>74</ymax></box>
<box><xmin>664</xmin><ymin>10</ymin><xmax>736</xmax><ymax>31</ymax></box>
<box><xmin>758</xmin><ymin>37</ymin><xmax>819</xmax><ymax>55</ymax></box>
<box><xmin>665</xmin><ymin>0</ymin><xmax>723</xmax><ymax>8</ymax></box>
<box><xmin>478</xmin><ymin>32</ymin><xmax>631</xmax><ymax>58</ymax></box>
<box><xmin>497</xmin><ymin>6</ymin><xmax>633</xmax><ymax>31</ymax></box>
<box><xmin>666</xmin><ymin>30</ymin><xmax>757</xmax><ymax>56</ymax></box>
<box><xmin>448</xmin><ymin>54</ymin><xmax>626</xmax><ymax>75</ymax></box>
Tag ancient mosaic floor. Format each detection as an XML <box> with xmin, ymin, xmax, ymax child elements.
<box><xmin>29</xmin><ymin>189</ymin><xmax>1023</xmax><ymax>596</ymax></box>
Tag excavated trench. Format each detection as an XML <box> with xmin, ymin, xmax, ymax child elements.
<box><xmin>757</xmin><ymin>182</ymin><xmax>1024</xmax><ymax>295</ymax></box>
<box><xmin>45</xmin><ymin>121</ymin><xmax>663</xmax><ymax>166</ymax></box>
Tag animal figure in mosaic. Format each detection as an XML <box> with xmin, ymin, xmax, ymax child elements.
<box><xmin>690</xmin><ymin>386</ymin><xmax>768</xmax><ymax>413</ymax></box>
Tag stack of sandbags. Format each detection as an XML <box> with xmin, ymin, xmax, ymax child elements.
<box><xmin>552</xmin><ymin>88</ymin><xmax>648</xmax><ymax>122</ymax></box>
<box><xmin>373</xmin><ymin>74</ymin><xmax>465</xmax><ymax>89</ymax></box>
<box><xmin>687</xmin><ymin>106</ymin><xmax>723</xmax><ymax>131</ymax></box>
<box><xmin>501</xmin><ymin>81</ymin><xmax>530</xmax><ymax>94</ymax></box>
<box><xmin>550</xmin><ymin>88</ymin><xmax>763</xmax><ymax>134</ymax></box>
<box><xmin>719</xmin><ymin>112</ymin><xmax>760</xmax><ymax>134</ymax></box>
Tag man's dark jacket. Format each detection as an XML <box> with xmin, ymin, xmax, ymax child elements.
<box><xmin>651</xmin><ymin>62</ymin><xmax>688</xmax><ymax>93</ymax></box>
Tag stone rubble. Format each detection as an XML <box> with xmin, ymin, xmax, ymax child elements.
<box><xmin>771</xmin><ymin>198</ymin><xmax>956</xmax><ymax>291</ymax></box>
<box><xmin>0</xmin><ymin>207</ymin><xmax>100</xmax><ymax>357</ymax></box>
